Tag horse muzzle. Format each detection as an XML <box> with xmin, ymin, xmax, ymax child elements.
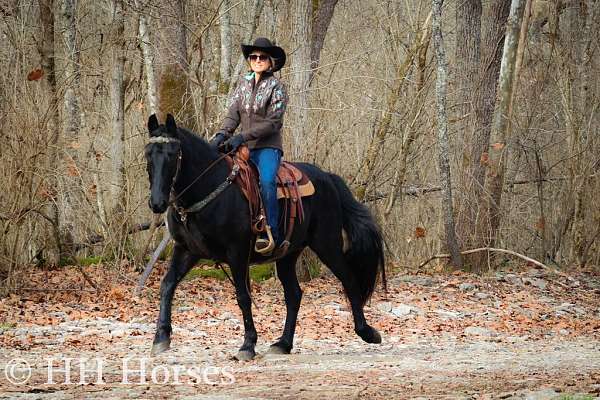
<box><xmin>148</xmin><ymin>197</ymin><xmax>169</xmax><ymax>214</ymax></box>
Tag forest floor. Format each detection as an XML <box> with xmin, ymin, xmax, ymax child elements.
<box><xmin>0</xmin><ymin>262</ymin><xmax>599</xmax><ymax>399</ymax></box>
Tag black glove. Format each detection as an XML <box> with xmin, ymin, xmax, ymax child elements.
<box><xmin>220</xmin><ymin>133</ymin><xmax>246</xmax><ymax>153</ymax></box>
<box><xmin>209</xmin><ymin>131</ymin><xmax>227</xmax><ymax>150</ymax></box>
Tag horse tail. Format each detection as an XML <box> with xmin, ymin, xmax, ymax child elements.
<box><xmin>328</xmin><ymin>173</ymin><xmax>386</xmax><ymax>306</ymax></box>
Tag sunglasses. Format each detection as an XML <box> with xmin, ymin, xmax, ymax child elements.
<box><xmin>248</xmin><ymin>54</ymin><xmax>269</xmax><ymax>62</ymax></box>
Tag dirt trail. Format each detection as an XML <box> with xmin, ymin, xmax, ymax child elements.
<box><xmin>1</xmin><ymin>265</ymin><xmax>599</xmax><ymax>398</ymax></box>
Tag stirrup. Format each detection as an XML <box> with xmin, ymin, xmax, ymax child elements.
<box><xmin>255</xmin><ymin>225</ymin><xmax>275</xmax><ymax>254</ymax></box>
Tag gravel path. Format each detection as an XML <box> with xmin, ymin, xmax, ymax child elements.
<box><xmin>1</xmin><ymin>268</ymin><xmax>599</xmax><ymax>398</ymax></box>
<box><xmin>1</xmin><ymin>319</ymin><xmax>599</xmax><ymax>399</ymax></box>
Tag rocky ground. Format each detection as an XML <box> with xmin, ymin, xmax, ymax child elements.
<box><xmin>0</xmin><ymin>263</ymin><xmax>599</xmax><ymax>399</ymax></box>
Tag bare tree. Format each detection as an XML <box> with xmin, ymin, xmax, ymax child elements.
<box><xmin>454</xmin><ymin>0</ymin><xmax>481</xmax><ymax>123</ymax></box>
<box><xmin>37</xmin><ymin>0</ymin><xmax>62</xmax><ymax>262</ymax></box>
<box><xmin>309</xmin><ymin>0</ymin><xmax>338</xmax><ymax>83</ymax></box>
<box><xmin>59</xmin><ymin>0</ymin><xmax>82</xmax><ymax>261</ymax></box>
<box><xmin>288</xmin><ymin>0</ymin><xmax>311</xmax><ymax>161</ymax></box>
<box><xmin>354</xmin><ymin>12</ymin><xmax>432</xmax><ymax>202</ymax></box>
<box><xmin>109</xmin><ymin>0</ymin><xmax>126</xmax><ymax>213</ymax></box>
<box><xmin>456</xmin><ymin>0</ymin><xmax>511</xmax><ymax>270</ymax></box>
<box><xmin>157</xmin><ymin>0</ymin><xmax>192</xmax><ymax>126</ymax></box>
<box><xmin>135</xmin><ymin>0</ymin><xmax>158</xmax><ymax>114</ymax></box>
<box><xmin>219</xmin><ymin>0</ymin><xmax>232</xmax><ymax>85</ymax></box>
<box><xmin>432</xmin><ymin>0</ymin><xmax>462</xmax><ymax>268</ymax></box>
<box><xmin>227</xmin><ymin>0</ymin><xmax>265</xmax><ymax>96</ymax></box>
<box><xmin>484</xmin><ymin>0</ymin><xmax>526</xmax><ymax>250</ymax></box>
<box><xmin>287</xmin><ymin>0</ymin><xmax>312</xmax><ymax>281</ymax></box>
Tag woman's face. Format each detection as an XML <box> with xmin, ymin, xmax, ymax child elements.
<box><xmin>248</xmin><ymin>51</ymin><xmax>271</xmax><ymax>73</ymax></box>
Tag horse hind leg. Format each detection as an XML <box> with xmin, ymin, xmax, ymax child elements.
<box><xmin>269</xmin><ymin>250</ymin><xmax>303</xmax><ymax>354</ymax></box>
<box><xmin>309</xmin><ymin>236</ymin><xmax>381</xmax><ymax>344</ymax></box>
<box><xmin>152</xmin><ymin>244</ymin><xmax>200</xmax><ymax>355</ymax></box>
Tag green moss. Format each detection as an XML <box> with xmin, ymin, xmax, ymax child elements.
<box><xmin>184</xmin><ymin>262</ymin><xmax>274</xmax><ymax>283</ymax></box>
<box><xmin>158</xmin><ymin>241</ymin><xmax>174</xmax><ymax>261</ymax></box>
<box><xmin>78</xmin><ymin>256</ymin><xmax>103</xmax><ymax>266</ymax></box>
<box><xmin>558</xmin><ymin>395</ymin><xmax>595</xmax><ymax>400</ymax></box>
<box><xmin>0</xmin><ymin>322</ymin><xmax>16</xmax><ymax>332</ymax></box>
<box><xmin>249</xmin><ymin>263</ymin><xmax>274</xmax><ymax>282</ymax></box>
<box><xmin>185</xmin><ymin>267</ymin><xmax>227</xmax><ymax>281</ymax></box>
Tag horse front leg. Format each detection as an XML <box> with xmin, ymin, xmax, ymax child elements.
<box><xmin>151</xmin><ymin>244</ymin><xmax>199</xmax><ymax>355</ymax></box>
<box><xmin>229</xmin><ymin>255</ymin><xmax>258</xmax><ymax>361</ymax></box>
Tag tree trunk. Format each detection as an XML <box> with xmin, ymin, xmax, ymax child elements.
<box><xmin>59</xmin><ymin>0</ymin><xmax>82</xmax><ymax>263</ymax></box>
<box><xmin>309</xmin><ymin>0</ymin><xmax>338</xmax><ymax>84</ymax></box>
<box><xmin>227</xmin><ymin>0</ymin><xmax>265</xmax><ymax>96</ymax></box>
<box><xmin>37</xmin><ymin>0</ymin><xmax>63</xmax><ymax>264</ymax></box>
<box><xmin>219</xmin><ymin>0</ymin><xmax>232</xmax><ymax>88</ymax></box>
<box><xmin>289</xmin><ymin>0</ymin><xmax>312</xmax><ymax>281</ymax></box>
<box><xmin>157</xmin><ymin>0</ymin><xmax>193</xmax><ymax>127</ymax></box>
<box><xmin>483</xmin><ymin>0</ymin><xmax>526</xmax><ymax>252</ymax></box>
<box><xmin>289</xmin><ymin>0</ymin><xmax>311</xmax><ymax>161</ymax></box>
<box><xmin>109</xmin><ymin>0</ymin><xmax>126</xmax><ymax>212</ymax></box>
<box><xmin>454</xmin><ymin>0</ymin><xmax>481</xmax><ymax>120</ymax></box>
<box><xmin>136</xmin><ymin>0</ymin><xmax>158</xmax><ymax>114</ymax></box>
<box><xmin>464</xmin><ymin>0</ymin><xmax>511</xmax><ymax>270</ymax></box>
<box><xmin>432</xmin><ymin>0</ymin><xmax>462</xmax><ymax>268</ymax></box>
<box><xmin>453</xmin><ymin>0</ymin><xmax>481</xmax><ymax>247</ymax></box>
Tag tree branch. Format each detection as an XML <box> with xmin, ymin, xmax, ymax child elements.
<box><xmin>418</xmin><ymin>247</ymin><xmax>550</xmax><ymax>270</ymax></box>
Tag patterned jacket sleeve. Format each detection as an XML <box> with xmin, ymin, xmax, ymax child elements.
<box><xmin>220</xmin><ymin>80</ymin><xmax>242</xmax><ymax>137</ymax></box>
<box><xmin>241</xmin><ymin>81</ymin><xmax>288</xmax><ymax>141</ymax></box>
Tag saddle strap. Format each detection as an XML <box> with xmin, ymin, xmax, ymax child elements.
<box><xmin>229</xmin><ymin>153</ymin><xmax>265</xmax><ymax>235</ymax></box>
<box><xmin>278</xmin><ymin>164</ymin><xmax>305</xmax><ymax>244</ymax></box>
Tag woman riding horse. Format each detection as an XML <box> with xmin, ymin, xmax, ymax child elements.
<box><xmin>210</xmin><ymin>37</ymin><xmax>288</xmax><ymax>255</ymax></box>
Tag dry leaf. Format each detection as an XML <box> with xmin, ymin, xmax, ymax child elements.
<box><xmin>415</xmin><ymin>227</ymin><xmax>426</xmax><ymax>238</ymax></box>
<box><xmin>66</xmin><ymin>162</ymin><xmax>79</xmax><ymax>177</ymax></box>
<box><xmin>88</xmin><ymin>184</ymin><xmax>97</xmax><ymax>198</ymax></box>
<box><xmin>535</xmin><ymin>217</ymin><xmax>545</xmax><ymax>231</ymax></box>
<box><xmin>480</xmin><ymin>152</ymin><xmax>489</xmax><ymax>165</ymax></box>
<box><xmin>27</xmin><ymin>68</ymin><xmax>44</xmax><ymax>81</ymax></box>
<box><xmin>491</xmin><ymin>142</ymin><xmax>505</xmax><ymax>151</ymax></box>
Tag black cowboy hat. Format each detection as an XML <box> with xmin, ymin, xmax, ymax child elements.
<box><xmin>241</xmin><ymin>37</ymin><xmax>286</xmax><ymax>72</ymax></box>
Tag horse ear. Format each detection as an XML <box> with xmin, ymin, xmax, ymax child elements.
<box><xmin>165</xmin><ymin>114</ymin><xmax>177</xmax><ymax>135</ymax></box>
<box><xmin>148</xmin><ymin>114</ymin><xmax>159</xmax><ymax>135</ymax></box>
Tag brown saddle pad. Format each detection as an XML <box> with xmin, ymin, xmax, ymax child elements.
<box><xmin>276</xmin><ymin>162</ymin><xmax>315</xmax><ymax>199</ymax></box>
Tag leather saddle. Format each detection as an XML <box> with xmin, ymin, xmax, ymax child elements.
<box><xmin>227</xmin><ymin>146</ymin><xmax>314</xmax><ymax>253</ymax></box>
<box><xmin>276</xmin><ymin>162</ymin><xmax>315</xmax><ymax>199</ymax></box>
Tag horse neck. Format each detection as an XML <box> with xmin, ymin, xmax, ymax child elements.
<box><xmin>172</xmin><ymin>138</ymin><xmax>229</xmax><ymax>206</ymax></box>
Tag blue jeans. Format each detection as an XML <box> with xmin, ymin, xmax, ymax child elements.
<box><xmin>250</xmin><ymin>148</ymin><xmax>282</xmax><ymax>243</ymax></box>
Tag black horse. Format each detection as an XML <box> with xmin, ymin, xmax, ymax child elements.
<box><xmin>145</xmin><ymin>114</ymin><xmax>386</xmax><ymax>360</ymax></box>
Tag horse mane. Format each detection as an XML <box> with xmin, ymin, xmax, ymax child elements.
<box><xmin>176</xmin><ymin>127</ymin><xmax>219</xmax><ymax>163</ymax></box>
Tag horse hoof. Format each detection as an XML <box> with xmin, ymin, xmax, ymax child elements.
<box><xmin>357</xmin><ymin>326</ymin><xmax>382</xmax><ymax>344</ymax></box>
<box><xmin>268</xmin><ymin>344</ymin><xmax>291</xmax><ymax>355</ymax></box>
<box><xmin>368</xmin><ymin>329</ymin><xmax>382</xmax><ymax>344</ymax></box>
<box><xmin>151</xmin><ymin>339</ymin><xmax>171</xmax><ymax>356</ymax></box>
<box><xmin>234</xmin><ymin>350</ymin><xmax>256</xmax><ymax>361</ymax></box>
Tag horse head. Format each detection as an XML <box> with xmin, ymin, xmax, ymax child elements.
<box><xmin>145</xmin><ymin>114</ymin><xmax>182</xmax><ymax>214</ymax></box>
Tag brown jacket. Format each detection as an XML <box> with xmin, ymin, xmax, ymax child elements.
<box><xmin>220</xmin><ymin>71</ymin><xmax>288</xmax><ymax>151</ymax></box>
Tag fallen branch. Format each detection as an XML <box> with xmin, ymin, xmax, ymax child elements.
<box><xmin>73</xmin><ymin>218</ymin><xmax>165</xmax><ymax>251</ymax></box>
<box><xmin>365</xmin><ymin>173</ymin><xmax>600</xmax><ymax>202</ymax></box>
<box><xmin>134</xmin><ymin>214</ymin><xmax>162</xmax><ymax>269</ymax></box>
<box><xmin>76</xmin><ymin>265</ymin><xmax>99</xmax><ymax>291</ymax></box>
<box><xmin>418</xmin><ymin>247</ymin><xmax>551</xmax><ymax>270</ymax></box>
<box><xmin>136</xmin><ymin>230</ymin><xmax>171</xmax><ymax>295</ymax></box>
<box><xmin>17</xmin><ymin>287</ymin><xmax>97</xmax><ymax>293</ymax></box>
